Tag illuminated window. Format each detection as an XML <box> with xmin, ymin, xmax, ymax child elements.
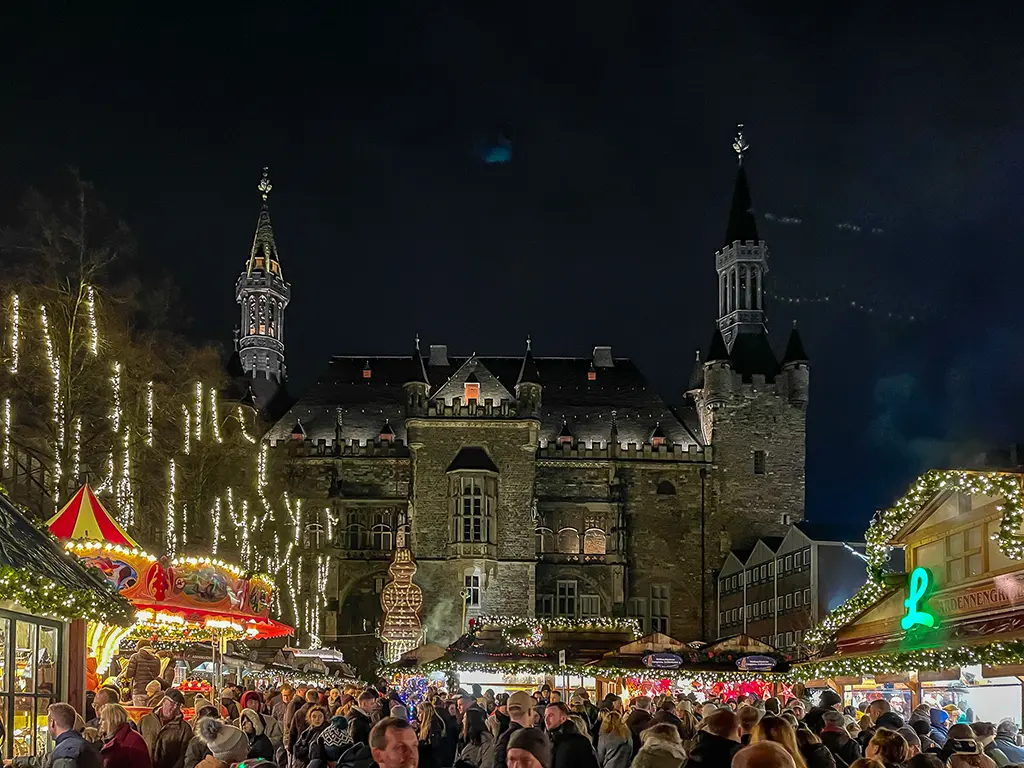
<box><xmin>583</xmin><ymin>529</ymin><xmax>606</xmax><ymax>555</ymax></box>
<box><xmin>464</xmin><ymin>382</ymin><xmax>480</xmax><ymax>403</ymax></box>
<box><xmin>453</xmin><ymin>476</ymin><xmax>495</xmax><ymax>544</ymax></box>
<box><xmin>464</xmin><ymin>573</ymin><xmax>480</xmax><ymax>606</ymax></box>
<box><xmin>362</xmin><ymin>362</ymin><xmax>372</xmax><ymax>379</ymax></box>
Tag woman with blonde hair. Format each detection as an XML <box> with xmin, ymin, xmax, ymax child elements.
<box><xmin>99</xmin><ymin>703</ymin><xmax>152</xmax><ymax>768</ymax></box>
<box><xmin>597</xmin><ymin>710</ymin><xmax>632</xmax><ymax>768</ymax></box>
<box><xmin>751</xmin><ymin>715</ymin><xmax>808</xmax><ymax>768</ymax></box>
<box><xmin>864</xmin><ymin>729</ymin><xmax>908</xmax><ymax>768</ymax></box>
<box><xmin>416</xmin><ymin>702</ymin><xmax>446</xmax><ymax>768</ymax></box>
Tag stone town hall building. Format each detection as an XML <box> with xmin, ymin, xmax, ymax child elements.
<box><xmin>234</xmin><ymin>144</ymin><xmax>809</xmax><ymax>672</ymax></box>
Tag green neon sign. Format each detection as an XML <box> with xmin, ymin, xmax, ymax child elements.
<box><xmin>901</xmin><ymin>567</ymin><xmax>937</xmax><ymax>631</ymax></box>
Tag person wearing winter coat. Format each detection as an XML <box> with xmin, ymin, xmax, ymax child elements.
<box><xmin>819</xmin><ymin>711</ymin><xmax>860</xmax><ymax>766</ymax></box>
<box><xmin>9</xmin><ymin>703</ymin><xmax>101</xmax><ymax>768</ymax></box>
<box><xmin>98</xmin><ymin>703</ymin><xmax>152</xmax><ymax>768</ymax></box>
<box><xmin>928</xmin><ymin>709</ymin><xmax>949</xmax><ymax>747</ymax></box>
<box><xmin>682</xmin><ymin>710</ymin><xmax>742</xmax><ymax>768</ymax></box>
<box><xmin>994</xmin><ymin>721</ymin><xmax>1024</xmax><ymax>764</ymax></box>
<box><xmin>194</xmin><ymin>718</ymin><xmax>249</xmax><ymax>768</ymax></box>
<box><xmin>239</xmin><ymin>708</ymin><xmax>275</xmax><ymax>762</ymax></box>
<box><xmin>238</xmin><ymin>692</ymin><xmax>284</xmax><ymax>750</ymax></box>
<box><xmin>626</xmin><ymin>698</ymin><xmax>655</xmax><ymax>757</ymax></box>
<box><xmin>292</xmin><ymin>705</ymin><xmax>330</xmax><ymax>768</ymax></box>
<box><xmin>631</xmin><ymin>723</ymin><xmax>687</xmax><ymax>768</ymax></box>
<box><xmin>347</xmin><ymin>692</ymin><xmax>377</xmax><ymax>747</ymax></box>
<box><xmin>138</xmin><ymin>690</ymin><xmax>194</xmax><ymax>768</ymax></box>
<box><xmin>124</xmin><ymin>641</ymin><xmax>164</xmax><ymax>706</ymax></box>
<box><xmin>456</xmin><ymin>708</ymin><xmax>495</xmax><ymax>768</ymax></box>
<box><xmin>543</xmin><ymin>703</ymin><xmax>599</xmax><ymax>768</ymax></box>
<box><xmin>183</xmin><ymin>706</ymin><xmax>220</xmax><ymax>768</ymax></box>
<box><xmin>307</xmin><ymin>714</ymin><xmax>354</xmax><ymax>767</ymax></box>
<box><xmin>795</xmin><ymin>729</ymin><xmax>835</xmax><ymax>768</ymax></box>
<box><xmin>597</xmin><ymin>711</ymin><xmax>633</xmax><ymax>768</ymax></box>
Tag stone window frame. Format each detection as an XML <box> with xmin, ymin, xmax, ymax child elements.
<box><xmin>579</xmin><ymin>594</ymin><xmax>601</xmax><ymax>617</ymax></box>
<box><xmin>449</xmin><ymin>472</ymin><xmax>497</xmax><ymax>545</ymax></box>
<box><xmin>464</xmin><ymin>569</ymin><xmax>481</xmax><ymax>608</ymax></box>
<box><xmin>628</xmin><ymin>597</ymin><xmax>647</xmax><ymax>634</ymax></box>
<box><xmin>556</xmin><ymin>580</ymin><xmax>577</xmax><ymax>617</ymax></box>
<box><xmin>753</xmin><ymin>449</ymin><xmax>767</xmax><ymax>475</ymax></box>
<box><xmin>344</xmin><ymin>510</ymin><xmax>365</xmax><ymax>550</ymax></box>
<box><xmin>371</xmin><ymin>509</ymin><xmax>393</xmax><ymax>551</ymax></box>
<box><xmin>583</xmin><ymin>528</ymin><xmax>607</xmax><ymax>555</ymax></box>
<box><xmin>557</xmin><ymin>528</ymin><xmax>580</xmax><ymax>554</ymax></box>
<box><xmin>650</xmin><ymin>583</ymin><xmax>670</xmax><ymax>634</ymax></box>
<box><xmin>535</xmin><ymin>527</ymin><xmax>554</xmax><ymax>554</ymax></box>
<box><xmin>536</xmin><ymin>594</ymin><xmax>554</xmax><ymax>617</ymax></box>
<box><xmin>656</xmin><ymin>480</ymin><xmax>676</xmax><ymax>496</ymax></box>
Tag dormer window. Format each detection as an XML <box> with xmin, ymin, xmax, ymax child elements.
<box><xmin>379</xmin><ymin>419</ymin><xmax>395</xmax><ymax>443</ymax></box>
<box><xmin>651</xmin><ymin>422</ymin><xmax>666</xmax><ymax>447</ymax></box>
<box><xmin>557</xmin><ymin>419</ymin><xmax>573</xmax><ymax>446</ymax></box>
<box><xmin>362</xmin><ymin>361</ymin><xmax>372</xmax><ymax>379</ymax></box>
<box><xmin>464</xmin><ymin>382</ymin><xmax>480</xmax><ymax>403</ymax></box>
<box><xmin>587</xmin><ymin>364</ymin><xmax>597</xmax><ymax>381</ymax></box>
<box><xmin>290</xmin><ymin>420</ymin><xmax>305</xmax><ymax>441</ymax></box>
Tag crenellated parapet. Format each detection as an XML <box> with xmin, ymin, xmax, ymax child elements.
<box><xmin>536</xmin><ymin>441</ymin><xmax>710</xmax><ymax>463</ymax></box>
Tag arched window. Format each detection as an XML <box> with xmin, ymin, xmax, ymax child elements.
<box><xmin>371</xmin><ymin>510</ymin><xmax>393</xmax><ymax>551</ymax></box>
<box><xmin>657</xmin><ymin>480</ymin><xmax>676</xmax><ymax>495</ymax></box>
<box><xmin>248</xmin><ymin>297</ymin><xmax>257</xmax><ymax>335</ymax></box>
<box><xmin>267</xmin><ymin>303</ymin><xmax>275</xmax><ymax>338</ymax></box>
<box><xmin>536</xmin><ymin>528</ymin><xmax>554</xmax><ymax>554</ymax></box>
<box><xmin>583</xmin><ymin>528</ymin><xmax>606</xmax><ymax>555</ymax></box>
<box><xmin>557</xmin><ymin>528</ymin><xmax>580</xmax><ymax>554</ymax></box>
<box><xmin>345</xmin><ymin>523</ymin><xmax>365</xmax><ymax>550</ymax></box>
<box><xmin>452</xmin><ymin>475</ymin><xmax>495</xmax><ymax>544</ymax></box>
<box><xmin>258</xmin><ymin>296</ymin><xmax>267</xmax><ymax>335</ymax></box>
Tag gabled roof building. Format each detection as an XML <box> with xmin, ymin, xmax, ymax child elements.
<box><xmin>252</xmin><ymin>129</ymin><xmax>812</xmax><ymax>675</ymax></box>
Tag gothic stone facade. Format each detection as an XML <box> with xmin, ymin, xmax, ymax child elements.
<box><xmin>264</xmin><ymin>335</ymin><xmax>808</xmax><ymax>674</ymax></box>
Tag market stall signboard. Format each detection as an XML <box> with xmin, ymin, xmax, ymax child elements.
<box><xmin>902</xmin><ymin>567</ymin><xmax>938</xmax><ymax>631</ymax></box>
<box><xmin>735</xmin><ymin>655</ymin><xmax>776</xmax><ymax>671</ymax></box>
<box><xmin>643</xmin><ymin>652</ymin><xmax>683</xmax><ymax>670</ymax></box>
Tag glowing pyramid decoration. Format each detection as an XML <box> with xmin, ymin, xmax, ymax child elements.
<box><xmin>47</xmin><ymin>483</ymin><xmax>138</xmax><ymax>548</ymax></box>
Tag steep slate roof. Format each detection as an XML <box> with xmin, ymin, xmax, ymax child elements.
<box><xmin>447</xmin><ymin>447</ymin><xmax>499</xmax><ymax>473</ymax></box>
<box><xmin>729</xmin><ymin>333</ymin><xmax>779</xmax><ymax>381</ymax></box>
<box><xmin>267</xmin><ymin>352</ymin><xmax>702</xmax><ymax>447</ymax></box>
<box><xmin>724</xmin><ymin>165</ymin><xmax>759</xmax><ymax>247</ymax></box>
<box><xmin>795</xmin><ymin>522</ymin><xmax>866</xmax><ymax>545</ymax></box>
<box><xmin>781</xmin><ymin>325</ymin><xmax>808</xmax><ymax>365</ymax></box>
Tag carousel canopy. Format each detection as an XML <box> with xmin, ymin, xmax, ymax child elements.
<box><xmin>46</xmin><ymin>483</ymin><xmax>138</xmax><ymax>547</ymax></box>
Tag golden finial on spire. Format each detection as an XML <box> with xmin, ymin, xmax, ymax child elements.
<box><xmin>732</xmin><ymin>124</ymin><xmax>749</xmax><ymax>164</ymax></box>
<box><xmin>258</xmin><ymin>167</ymin><xmax>272</xmax><ymax>201</ymax></box>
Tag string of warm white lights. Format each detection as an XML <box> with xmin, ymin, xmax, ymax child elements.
<box><xmin>209</xmin><ymin>388</ymin><xmax>222</xmax><ymax>442</ymax></box>
<box><xmin>194</xmin><ymin>381</ymin><xmax>203</xmax><ymax>443</ymax></box>
<box><xmin>8</xmin><ymin>294</ymin><xmax>19</xmax><ymax>374</ymax></box>
<box><xmin>71</xmin><ymin>417</ymin><xmax>81</xmax><ymax>483</ymax></box>
<box><xmin>181</xmin><ymin>404</ymin><xmax>191</xmax><ymax>455</ymax></box>
<box><xmin>212</xmin><ymin>497</ymin><xmax>222</xmax><ymax>555</ymax></box>
<box><xmin>238</xmin><ymin>407</ymin><xmax>257</xmax><ymax>444</ymax></box>
<box><xmin>2</xmin><ymin>399</ymin><xmax>11</xmax><ymax>472</ymax></box>
<box><xmin>111</xmin><ymin>362</ymin><xmax>121</xmax><ymax>434</ymax></box>
<box><xmin>166</xmin><ymin>458</ymin><xmax>177</xmax><ymax>555</ymax></box>
<box><xmin>85</xmin><ymin>285</ymin><xmax>99</xmax><ymax>356</ymax></box>
<box><xmin>181</xmin><ymin>502</ymin><xmax>188</xmax><ymax>547</ymax></box>
<box><xmin>40</xmin><ymin>305</ymin><xmax>63</xmax><ymax>487</ymax></box>
<box><xmin>145</xmin><ymin>381</ymin><xmax>154</xmax><ymax>447</ymax></box>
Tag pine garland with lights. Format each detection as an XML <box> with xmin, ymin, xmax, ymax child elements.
<box><xmin>473</xmin><ymin>615</ymin><xmax>642</xmax><ymax>638</ymax></box>
<box><xmin>805</xmin><ymin>470</ymin><xmax>1024</xmax><ymax>646</ymax></box>
<box><xmin>793</xmin><ymin>641</ymin><xmax>1024</xmax><ymax>680</ymax></box>
<box><xmin>0</xmin><ymin>563</ymin><xmax>133</xmax><ymax>626</ymax></box>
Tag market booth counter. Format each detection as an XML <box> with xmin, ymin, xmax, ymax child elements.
<box><xmin>0</xmin><ymin>490</ymin><xmax>133</xmax><ymax>760</ymax></box>
<box><xmin>799</xmin><ymin>470</ymin><xmax>1024</xmax><ymax>723</ymax></box>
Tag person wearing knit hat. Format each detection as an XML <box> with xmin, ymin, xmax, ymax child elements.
<box><xmin>197</xmin><ymin>717</ymin><xmax>249</xmax><ymax>767</ymax></box>
<box><xmin>192</xmin><ymin>694</ymin><xmax>215</xmax><ymax>713</ymax></box>
<box><xmin>508</xmin><ymin>727</ymin><xmax>552</xmax><ymax>768</ymax></box>
<box><xmin>239</xmin><ymin>707</ymin><xmax>275</xmax><ymax>762</ymax></box>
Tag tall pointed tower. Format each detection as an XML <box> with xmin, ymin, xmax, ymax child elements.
<box><xmin>717</xmin><ymin>125</ymin><xmax>768</xmax><ymax>348</ymax></box>
<box><xmin>235</xmin><ymin>168</ymin><xmax>291</xmax><ymax>410</ymax></box>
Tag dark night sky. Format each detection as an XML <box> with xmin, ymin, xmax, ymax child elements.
<box><xmin>4</xmin><ymin>4</ymin><xmax>1024</xmax><ymax>530</ymax></box>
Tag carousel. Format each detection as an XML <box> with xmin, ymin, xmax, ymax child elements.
<box><xmin>46</xmin><ymin>483</ymin><xmax>292</xmax><ymax>708</ymax></box>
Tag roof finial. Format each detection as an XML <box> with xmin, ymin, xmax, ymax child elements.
<box><xmin>415</xmin><ymin>333</ymin><xmax>421</xmax><ymax>351</ymax></box>
<box><xmin>258</xmin><ymin>167</ymin><xmax>273</xmax><ymax>202</ymax></box>
<box><xmin>526</xmin><ymin>335</ymin><xmax>532</xmax><ymax>351</ymax></box>
<box><xmin>732</xmin><ymin>124</ymin><xmax>749</xmax><ymax>165</ymax></box>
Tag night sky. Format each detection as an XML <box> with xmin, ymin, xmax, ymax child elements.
<box><xmin>4</xmin><ymin>5</ymin><xmax>1024</xmax><ymax>530</ymax></box>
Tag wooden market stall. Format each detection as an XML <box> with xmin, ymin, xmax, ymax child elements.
<box><xmin>0</xmin><ymin>489</ymin><xmax>133</xmax><ymax>760</ymax></box>
<box><xmin>798</xmin><ymin>470</ymin><xmax>1024</xmax><ymax>723</ymax></box>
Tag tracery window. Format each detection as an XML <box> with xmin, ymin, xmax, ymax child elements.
<box><xmin>371</xmin><ymin>510</ymin><xmax>393</xmax><ymax>551</ymax></box>
<box><xmin>557</xmin><ymin>528</ymin><xmax>580</xmax><ymax>554</ymax></box>
<box><xmin>583</xmin><ymin>529</ymin><xmax>606</xmax><ymax>555</ymax></box>
<box><xmin>344</xmin><ymin>512</ymin><xmax>364</xmax><ymax>550</ymax></box>
<box><xmin>536</xmin><ymin>527</ymin><xmax>553</xmax><ymax>554</ymax></box>
<box><xmin>451</xmin><ymin>475</ymin><xmax>496</xmax><ymax>544</ymax></box>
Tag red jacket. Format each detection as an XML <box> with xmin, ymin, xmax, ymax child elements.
<box><xmin>102</xmin><ymin>722</ymin><xmax>153</xmax><ymax>768</ymax></box>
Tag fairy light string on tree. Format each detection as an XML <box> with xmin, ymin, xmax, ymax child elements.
<box><xmin>145</xmin><ymin>381</ymin><xmax>154</xmax><ymax>447</ymax></box>
<box><xmin>9</xmin><ymin>294</ymin><xmax>20</xmax><ymax>374</ymax></box>
<box><xmin>40</xmin><ymin>305</ymin><xmax>64</xmax><ymax>487</ymax></box>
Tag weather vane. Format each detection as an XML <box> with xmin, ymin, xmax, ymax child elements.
<box><xmin>732</xmin><ymin>124</ymin><xmax>749</xmax><ymax>164</ymax></box>
<box><xmin>258</xmin><ymin>167</ymin><xmax>272</xmax><ymax>201</ymax></box>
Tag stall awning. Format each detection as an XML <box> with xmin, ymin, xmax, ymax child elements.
<box><xmin>47</xmin><ymin>483</ymin><xmax>138</xmax><ymax>548</ymax></box>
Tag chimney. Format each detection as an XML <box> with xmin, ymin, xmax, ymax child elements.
<box><xmin>592</xmin><ymin>346</ymin><xmax>614</xmax><ymax>368</ymax></box>
<box><xmin>428</xmin><ymin>345</ymin><xmax>449</xmax><ymax>367</ymax></box>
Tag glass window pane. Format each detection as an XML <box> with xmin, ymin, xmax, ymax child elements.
<box><xmin>16</xmin><ymin>621</ymin><xmax>35</xmax><ymax>693</ymax></box>
<box><xmin>949</xmin><ymin>558</ymin><xmax>965</xmax><ymax>584</ymax></box>
<box><xmin>948</xmin><ymin>533</ymin><xmax>964</xmax><ymax>556</ymax></box>
<box><xmin>968</xmin><ymin>526</ymin><xmax>983</xmax><ymax>550</ymax></box>
<box><xmin>36</xmin><ymin>697</ymin><xmax>55</xmax><ymax>756</ymax></box>
<box><xmin>13</xmin><ymin>695</ymin><xmax>34</xmax><ymax>757</ymax></box>
<box><xmin>968</xmin><ymin>553</ymin><xmax>983</xmax><ymax>576</ymax></box>
<box><xmin>37</xmin><ymin>626</ymin><xmax>58</xmax><ymax>696</ymax></box>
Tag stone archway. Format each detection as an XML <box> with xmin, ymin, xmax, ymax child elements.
<box><xmin>336</xmin><ymin>571</ymin><xmax>387</xmax><ymax>678</ymax></box>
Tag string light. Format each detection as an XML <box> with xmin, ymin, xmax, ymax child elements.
<box><xmin>0</xmin><ymin>563</ymin><xmax>133</xmax><ymax>626</ymax></box>
<box><xmin>8</xmin><ymin>294</ymin><xmax>19</xmax><ymax>373</ymax></box>
<box><xmin>85</xmin><ymin>285</ymin><xmax>99</xmax><ymax>355</ymax></box>
<box><xmin>238</xmin><ymin>407</ymin><xmax>257</xmax><ymax>444</ymax></box>
<box><xmin>181</xmin><ymin>502</ymin><xmax>188</xmax><ymax>547</ymax></box>
<box><xmin>1</xmin><ymin>399</ymin><xmax>10</xmax><ymax>473</ymax></box>
<box><xmin>181</xmin><ymin>404</ymin><xmax>191</xmax><ymax>455</ymax></box>
<box><xmin>209</xmin><ymin>387</ymin><xmax>222</xmax><ymax>442</ymax></box>
<box><xmin>71</xmin><ymin>417</ymin><xmax>81</xmax><ymax>483</ymax></box>
<box><xmin>194</xmin><ymin>381</ymin><xmax>203</xmax><ymax>442</ymax></box>
<box><xmin>166</xmin><ymin>458</ymin><xmax>177</xmax><ymax>555</ymax></box>
<box><xmin>806</xmin><ymin>470</ymin><xmax>1024</xmax><ymax>646</ymax></box>
<box><xmin>212</xmin><ymin>497</ymin><xmax>222</xmax><ymax>555</ymax></box>
<box><xmin>110</xmin><ymin>362</ymin><xmax>121</xmax><ymax>433</ymax></box>
<box><xmin>145</xmin><ymin>381</ymin><xmax>154</xmax><ymax>447</ymax></box>
<box><xmin>40</xmin><ymin>305</ymin><xmax>63</xmax><ymax>486</ymax></box>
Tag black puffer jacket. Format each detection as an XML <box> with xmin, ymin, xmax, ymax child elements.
<box><xmin>682</xmin><ymin>731</ymin><xmax>741</xmax><ymax>768</ymax></box>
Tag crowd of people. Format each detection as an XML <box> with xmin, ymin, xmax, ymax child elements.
<box><xmin>8</xmin><ymin>679</ymin><xmax>1024</xmax><ymax>768</ymax></box>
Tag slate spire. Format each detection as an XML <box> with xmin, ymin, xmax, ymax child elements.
<box><xmin>517</xmin><ymin>336</ymin><xmax>541</xmax><ymax>385</ymax></box>
<box><xmin>704</xmin><ymin>328</ymin><xmax>731</xmax><ymax>364</ymax></box>
<box><xmin>410</xmin><ymin>334</ymin><xmax>430</xmax><ymax>385</ymax></box>
<box><xmin>724</xmin><ymin>126</ymin><xmax>759</xmax><ymax>247</ymax></box>
<box><xmin>247</xmin><ymin>168</ymin><xmax>283</xmax><ymax>278</ymax></box>
<box><xmin>782</xmin><ymin>321</ymin><xmax>809</xmax><ymax>365</ymax></box>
